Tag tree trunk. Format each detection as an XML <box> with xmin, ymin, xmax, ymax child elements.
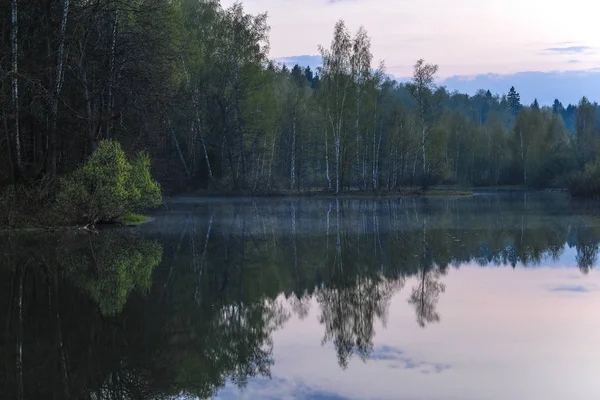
<box><xmin>48</xmin><ymin>0</ymin><xmax>71</xmax><ymax>177</ymax></box>
<box><xmin>520</xmin><ymin>129</ymin><xmax>527</xmax><ymax>185</ymax></box>
<box><xmin>193</xmin><ymin>96</ymin><xmax>213</xmax><ymax>181</ymax></box>
<box><xmin>268</xmin><ymin>130</ymin><xmax>276</xmax><ymax>187</ymax></box>
<box><xmin>167</xmin><ymin>119</ymin><xmax>190</xmax><ymax>178</ymax></box>
<box><xmin>53</xmin><ymin>272</ymin><xmax>71</xmax><ymax>399</ymax></box>
<box><xmin>335</xmin><ymin>132</ymin><xmax>341</xmax><ymax>194</ymax></box>
<box><xmin>421</xmin><ymin>124</ymin><xmax>426</xmax><ymax>187</ymax></box>
<box><xmin>412</xmin><ymin>151</ymin><xmax>418</xmax><ymax>187</ymax></box>
<box><xmin>81</xmin><ymin>66</ymin><xmax>97</xmax><ymax>155</ymax></box>
<box><xmin>16</xmin><ymin>267</ymin><xmax>24</xmax><ymax>400</ymax></box>
<box><xmin>356</xmin><ymin>93</ymin><xmax>360</xmax><ymax>186</ymax></box>
<box><xmin>106</xmin><ymin>10</ymin><xmax>118</xmax><ymax>140</ymax></box>
<box><xmin>11</xmin><ymin>0</ymin><xmax>21</xmax><ymax>170</ymax></box>
<box><xmin>290</xmin><ymin>93</ymin><xmax>297</xmax><ymax>190</ymax></box>
<box><xmin>375</xmin><ymin>118</ymin><xmax>383</xmax><ymax>190</ymax></box>
<box><xmin>324</xmin><ymin>127</ymin><xmax>331</xmax><ymax>190</ymax></box>
<box><xmin>455</xmin><ymin>130</ymin><xmax>460</xmax><ymax>181</ymax></box>
<box><xmin>371</xmin><ymin>116</ymin><xmax>377</xmax><ymax>190</ymax></box>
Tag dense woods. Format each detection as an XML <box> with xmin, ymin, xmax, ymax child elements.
<box><xmin>2</xmin><ymin>0</ymin><xmax>600</xmax><ymax>196</ymax></box>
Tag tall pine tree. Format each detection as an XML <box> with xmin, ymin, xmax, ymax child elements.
<box><xmin>507</xmin><ymin>86</ymin><xmax>522</xmax><ymax>116</ymax></box>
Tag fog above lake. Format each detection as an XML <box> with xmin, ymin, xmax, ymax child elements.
<box><xmin>2</xmin><ymin>192</ymin><xmax>600</xmax><ymax>399</ymax></box>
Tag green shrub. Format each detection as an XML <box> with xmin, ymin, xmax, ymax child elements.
<box><xmin>128</xmin><ymin>152</ymin><xmax>163</xmax><ymax>210</ymax></box>
<box><xmin>58</xmin><ymin>140</ymin><xmax>162</xmax><ymax>224</ymax></box>
<box><xmin>62</xmin><ymin>232</ymin><xmax>162</xmax><ymax>315</ymax></box>
<box><xmin>568</xmin><ymin>159</ymin><xmax>600</xmax><ymax>198</ymax></box>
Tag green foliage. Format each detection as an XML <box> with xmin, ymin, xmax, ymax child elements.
<box><xmin>58</xmin><ymin>140</ymin><xmax>162</xmax><ymax>224</ymax></box>
<box><xmin>507</xmin><ymin>86</ymin><xmax>522</xmax><ymax>116</ymax></box>
<box><xmin>3</xmin><ymin>0</ymin><xmax>600</xmax><ymax>198</ymax></box>
<box><xmin>62</xmin><ymin>232</ymin><xmax>163</xmax><ymax>315</ymax></box>
<box><xmin>121</xmin><ymin>213</ymin><xmax>150</xmax><ymax>224</ymax></box>
<box><xmin>568</xmin><ymin>159</ymin><xmax>600</xmax><ymax>198</ymax></box>
<box><xmin>128</xmin><ymin>152</ymin><xmax>163</xmax><ymax>210</ymax></box>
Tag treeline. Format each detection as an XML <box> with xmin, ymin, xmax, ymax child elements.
<box><xmin>2</xmin><ymin>0</ymin><xmax>600</xmax><ymax>194</ymax></box>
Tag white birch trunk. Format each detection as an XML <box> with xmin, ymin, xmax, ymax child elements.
<box><xmin>48</xmin><ymin>0</ymin><xmax>70</xmax><ymax>175</ymax></box>
<box><xmin>16</xmin><ymin>268</ymin><xmax>23</xmax><ymax>400</ymax></box>
<box><xmin>356</xmin><ymin>94</ymin><xmax>360</xmax><ymax>184</ymax></box>
<box><xmin>11</xmin><ymin>0</ymin><xmax>21</xmax><ymax>168</ymax></box>
<box><xmin>106</xmin><ymin>10</ymin><xmax>118</xmax><ymax>139</ymax></box>
<box><xmin>53</xmin><ymin>0</ymin><xmax>70</xmax><ymax>120</ymax></box>
<box><xmin>371</xmin><ymin>113</ymin><xmax>377</xmax><ymax>190</ymax></box>
<box><xmin>421</xmin><ymin>124</ymin><xmax>426</xmax><ymax>184</ymax></box>
<box><xmin>335</xmin><ymin>133</ymin><xmax>340</xmax><ymax>194</ymax></box>
<box><xmin>325</xmin><ymin>127</ymin><xmax>331</xmax><ymax>189</ymax></box>
<box><xmin>167</xmin><ymin>119</ymin><xmax>190</xmax><ymax>177</ymax></box>
<box><xmin>520</xmin><ymin>130</ymin><xmax>527</xmax><ymax>185</ymax></box>
<box><xmin>193</xmin><ymin>92</ymin><xmax>213</xmax><ymax>180</ymax></box>
<box><xmin>290</xmin><ymin>94</ymin><xmax>297</xmax><ymax>190</ymax></box>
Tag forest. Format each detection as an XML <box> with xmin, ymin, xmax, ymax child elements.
<box><xmin>2</xmin><ymin>0</ymin><xmax>600</xmax><ymax>198</ymax></box>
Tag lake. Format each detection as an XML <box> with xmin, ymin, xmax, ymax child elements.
<box><xmin>2</xmin><ymin>192</ymin><xmax>600</xmax><ymax>399</ymax></box>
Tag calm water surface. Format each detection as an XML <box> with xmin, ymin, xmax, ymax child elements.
<box><xmin>2</xmin><ymin>192</ymin><xmax>600</xmax><ymax>399</ymax></box>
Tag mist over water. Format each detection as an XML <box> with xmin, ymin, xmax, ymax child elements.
<box><xmin>2</xmin><ymin>192</ymin><xmax>600</xmax><ymax>399</ymax></box>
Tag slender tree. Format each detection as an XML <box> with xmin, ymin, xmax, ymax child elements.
<box><xmin>319</xmin><ymin>20</ymin><xmax>352</xmax><ymax>194</ymax></box>
<box><xmin>11</xmin><ymin>0</ymin><xmax>20</xmax><ymax>172</ymax></box>
<box><xmin>407</xmin><ymin>59</ymin><xmax>439</xmax><ymax>188</ymax></box>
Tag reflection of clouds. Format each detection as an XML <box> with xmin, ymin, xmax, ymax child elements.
<box><xmin>564</xmin><ymin>274</ymin><xmax>583</xmax><ymax>280</ymax></box>
<box><xmin>548</xmin><ymin>284</ymin><xmax>599</xmax><ymax>293</ymax></box>
<box><xmin>215</xmin><ymin>376</ymin><xmax>352</xmax><ymax>400</ymax></box>
<box><xmin>216</xmin><ymin>267</ymin><xmax>600</xmax><ymax>400</ymax></box>
<box><xmin>368</xmin><ymin>345</ymin><xmax>451</xmax><ymax>374</ymax></box>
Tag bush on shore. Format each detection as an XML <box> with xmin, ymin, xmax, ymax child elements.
<box><xmin>58</xmin><ymin>140</ymin><xmax>162</xmax><ymax>224</ymax></box>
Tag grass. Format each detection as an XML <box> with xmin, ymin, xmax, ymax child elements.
<box><xmin>119</xmin><ymin>213</ymin><xmax>151</xmax><ymax>225</ymax></box>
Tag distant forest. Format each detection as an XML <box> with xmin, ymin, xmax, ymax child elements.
<box><xmin>2</xmin><ymin>0</ymin><xmax>600</xmax><ymax>194</ymax></box>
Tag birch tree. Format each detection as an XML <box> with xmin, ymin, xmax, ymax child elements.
<box><xmin>350</xmin><ymin>27</ymin><xmax>372</xmax><ymax>186</ymax></box>
<box><xmin>319</xmin><ymin>20</ymin><xmax>352</xmax><ymax>194</ymax></box>
<box><xmin>407</xmin><ymin>59</ymin><xmax>439</xmax><ymax>188</ymax></box>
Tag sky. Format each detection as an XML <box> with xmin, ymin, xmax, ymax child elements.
<box><xmin>216</xmin><ymin>264</ymin><xmax>600</xmax><ymax>400</ymax></box>
<box><xmin>221</xmin><ymin>0</ymin><xmax>600</xmax><ymax>104</ymax></box>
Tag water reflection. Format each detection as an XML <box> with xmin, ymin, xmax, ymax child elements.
<box><xmin>2</xmin><ymin>193</ymin><xmax>600</xmax><ymax>399</ymax></box>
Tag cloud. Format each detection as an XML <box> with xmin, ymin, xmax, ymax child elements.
<box><xmin>214</xmin><ymin>377</ymin><xmax>353</xmax><ymax>400</ymax></box>
<box><xmin>567</xmin><ymin>60</ymin><xmax>581</xmax><ymax>64</ymax></box>
<box><xmin>368</xmin><ymin>345</ymin><xmax>404</xmax><ymax>361</ymax></box>
<box><xmin>548</xmin><ymin>284</ymin><xmax>598</xmax><ymax>293</ymax></box>
<box><xmin>544</xmin><ymin>46</ymin><xmax>593</xmax><ymax>54</ymax></box>
<box><xmin>367</xmin><ymin>345</ymin><xmax>451</xmax><ymax>374</ymax></box>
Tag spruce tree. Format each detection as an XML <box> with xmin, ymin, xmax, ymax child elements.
<box><xmin>507</xmin><ymin>86</ymin><xmax>522</xmax><ymax>116</ymax></box>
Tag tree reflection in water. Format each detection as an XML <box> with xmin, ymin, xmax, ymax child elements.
<box><xmin>2</xmin><ymin>193</ymin><xmax>600</xmax><ymax>398</ymax></box>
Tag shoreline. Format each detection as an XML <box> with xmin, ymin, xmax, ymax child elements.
<box><xmin>185</xmin><ymin>187</ymin><xmax>477</xmax><ymax>199</ymax></box>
